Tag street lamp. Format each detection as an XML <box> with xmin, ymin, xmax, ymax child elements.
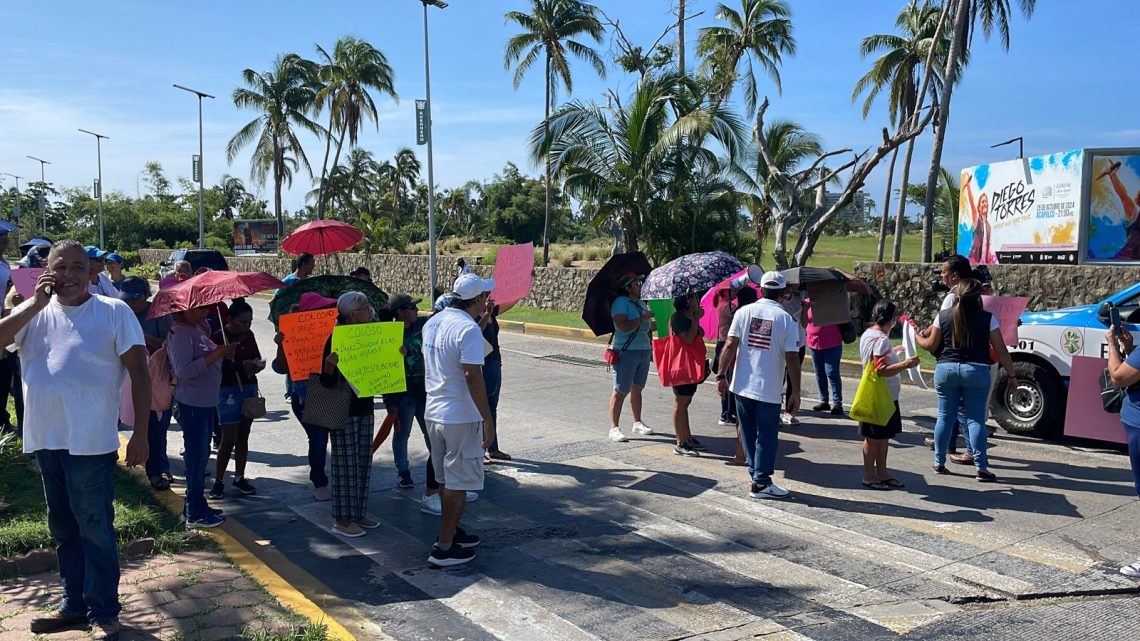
<box><xmin>77</xmin><ymin>129</ymin><xmax>109</xmax><ymax>247</ymax></box>
<box><xmin>1</xmin><ymin>173</ymin><xmax>22</xmax><ymax>248</ymax></box>
<box><xmin>991</xmin><ymin>136</ymin><xmax>1024</xmax><ymax>159</ymax></box>
<box><xmin>174</xmin><ymin>84</ymin><xmax>215</xmax><ymax>250</ymax></box>
<box><xmin>26</xmin><ymin>155</ymin><xmax>50</xmax><ymax>236</ymax></box>
<box><xmin>419</xmin><ymin>0</ymin><xmax>446</xmax><ymax>299</ymax></box>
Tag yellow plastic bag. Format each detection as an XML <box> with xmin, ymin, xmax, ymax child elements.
<box><xmin>849</xmin><ymin>360</ymin><xmax>894</xmax><ymax>426</ymax></box>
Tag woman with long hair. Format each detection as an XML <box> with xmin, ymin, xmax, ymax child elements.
<box><xmin>669</xmin><ymin>293</ymin><xmax>706</xmax><ymax>457</ymax></box>
<box><xmin>916</xmin><ymin>279</ymin><xmax>1017</xmax><ymax>481</ymax></box>
<box><xmin>858</xmin><ymin>299</ymin><xmax>919</xmax><ymax>489</ymax></box>
<box><xmin>209</xmin><ymin>298</ymin><xmax>265</xmax><ymax>499</ymax></box>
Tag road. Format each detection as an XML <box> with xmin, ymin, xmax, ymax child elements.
<box><xmin>165</xmin><ymin>295</ymin><xmax>1140</xmax><ymax>640</ymax></box>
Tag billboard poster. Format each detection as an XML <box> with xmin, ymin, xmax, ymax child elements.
<box><xmin>1087</xmin><ymin>153</ymin><xmax>1140</xmax><ymax>262</ymax></box>
<box><xmin>232</xmin><ymin>219</ymin><xmax>279</xmax><ymax>253</ymax></box>
<box><xmin>957</xmin><ymin>149</ymin><xmax>1083</xmax><ymax>265</ymax></box>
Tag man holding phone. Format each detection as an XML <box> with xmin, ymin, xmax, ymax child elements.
<box><xmin>0</xmin><ymin>240</ymin><xmax>150</xmax><ymax>640</ymax></box>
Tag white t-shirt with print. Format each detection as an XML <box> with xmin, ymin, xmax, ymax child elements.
<box><xmin>728</xmin><ymin>298</ymin><xmax>801</xmax><ymax>404</ymax></box>
<box><xmin>14</xmin><ymin>295</ymin><xmax>145</xmax><ymax>455</ymax></box>
<box><xmin>859</xmin><ymin>328</ymin><xmax>901</xmax><ymax>401</ymax></box>
<box><xmin>423</xmin><ymin>307</ymin><xmax>486</xmax><ymax>424</ymax></box>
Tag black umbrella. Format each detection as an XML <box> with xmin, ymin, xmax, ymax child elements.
<box><xmin>268</xmin><ymin>275</ymin><xmax>388</xmax><ymax>326</ymax></box>
<box><xmin>582</xmin><ymin>251</ymin><xmax>652</xmax><ymax>336</ymax></box>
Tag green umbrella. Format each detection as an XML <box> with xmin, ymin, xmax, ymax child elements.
<box><xmin>268</xmin><ymin>275</ymin><xmax>388</xmax><ymax>326</ymax></box>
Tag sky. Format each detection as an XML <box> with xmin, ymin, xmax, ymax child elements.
<box><xmin>2</xmin><ymin>0</ymin><xmax>1138</xmax><ymax>226</ymax></box>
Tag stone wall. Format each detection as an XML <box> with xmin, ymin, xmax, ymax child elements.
<box><xmin>138</xmin><ymin>250</ymin><xmax>598</xmax><ymax>312</ymax></box>
<box><xmin>852</xmin><ymin>261</ymin><xmax>1140</xmax><ymax>323</ymax></box>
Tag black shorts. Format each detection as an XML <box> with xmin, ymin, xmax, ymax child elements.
<box><xmin>672</xmin><ymin>383</ymin><xmax>698</xmax><ymax>397</ymax></box>
<box><xmin>859</xmin><ymin>401</ymin><xmax>902</xmax><ymax>440</ymax></box>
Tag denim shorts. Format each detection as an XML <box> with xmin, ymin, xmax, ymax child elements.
<box><xmin>612</xmin><ymin>349</ymin><xmax>651</xmax><ymax>394</ymax></box>
<box><xmin>218</xmin><ymin>384</ymin><xmax>259</xmax><ymax>425</ymax></box>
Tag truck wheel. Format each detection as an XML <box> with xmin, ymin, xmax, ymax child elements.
<box><xmin>991</xmin><ymin>361</ymin><xmax>1065</xmax><ymax>438</ymax></box>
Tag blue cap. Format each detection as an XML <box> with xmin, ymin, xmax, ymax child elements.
<box><xmin>117</xmin><ymin>276</ymin><xmax>150</xmax><ymax>301</ymax></box>
<box><xmin>84</xmin><ymin>245</ymin><xmax>108</xmax><ymax>259</ymax></box>
<box><xmin>0</xmin><ymin>220</ymin><xmax>16</xmax><ymax>235</ymax></box>
<box><xmin>106</xmin><ymin>252</ymin><xmax>124</xmax><ymax>264</ymax></box>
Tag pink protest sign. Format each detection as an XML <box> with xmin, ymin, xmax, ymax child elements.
<box><xmin>1063</xmin><ymin>356</ymin><xmax>1126</xmax><ymax>444</ymax></box>
<box><xmin>11</xmin><ymin>268</ymin><xmax>45</xmax><ymax>299</ymax></box>
<box><xmin>491</xmin><ymin>242</ymin><xmax>534</xmax><ymax>306</ymax></box>
<box><xmin>982</xmin><ymin>295</ymin><xmax>1029</xmax><ymax>346</ymax></box>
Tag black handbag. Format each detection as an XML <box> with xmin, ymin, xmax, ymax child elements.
<box><xmin>301</xmin><ymin>374</ymin><xmax>353</xmax><ymax>430</ymax></box>
<box><xmin>1100</xmin><ymin>368</ymin><xmax>1125</xmax><ymax>414</ymax></box>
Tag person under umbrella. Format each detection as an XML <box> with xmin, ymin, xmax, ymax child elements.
<box><xmin>608</xmin><ymin>272</ymin><xmax>655</xmax><ymax>443</ymax></box>
<box><xmin>208</xmin><ymin>299</ymin><xmax>265</xmax><ymax>500</ymax></box>
<box><xmin>275</xmin><ymin>253</ymin><xmax>315</xmax><ymax>297</ymax></box>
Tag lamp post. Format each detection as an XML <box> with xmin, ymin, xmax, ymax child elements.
<box><xmin>991</xmin><ymin>136</ymin><xmax>1024</xmax><ymax>159</ymax></box>
<box><xmin>26</xmin><ymin>155</ymin><xmax>50</xmax><ymax>236</ymax></box>
<box><xmin>174</xmin><ymin>84</ymin><xmax>215</xmax><ymax>249</ymax></box>
<box><xmin>2</xmin><ymin>173</ymin><xmax>21</xmax><ymax>248</ymax></box>
<box><xmin>419</xmin><ymin>0</ymin><xmax>447</xmax><ymax>299</ymax></box>
<box><xmin>77</xmin><ymin>130</ymin><xmax>109</xmax><ymax>247</ymax></box>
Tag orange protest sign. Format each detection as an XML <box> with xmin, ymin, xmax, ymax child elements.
<box><xmin>278</xmin><ymin>308</ymin><xmax>339</xmax><ymax>380</ymax></box>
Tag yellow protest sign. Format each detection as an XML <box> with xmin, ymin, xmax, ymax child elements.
<box><xmin>278</xmin><ymin>309</ymin><xmax>339</xmax><ymax>381</ymax></box>
<box><xmin>331</xmin><ymin>322</ymin><xmax>406</xmax><ymax>397</ymax></box>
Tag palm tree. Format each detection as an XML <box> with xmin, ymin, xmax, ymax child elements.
<box><xmin>392</xmin><ymin>148</ymin><xmax>422</xmax><ymax>214</ymax></box>
<box><xmin>696</xmin><ymin>0</ymin><xmax>796</xmax><ymax>113</ymax></box>
<box><xmin>504</xmin><ymin>0</ymin><xmax>606</xmax><ymax>265</ymax></box>
<box><xmin>852</xmin><ymin>1</ymin><xmax>947</xmax><ymax>262</ymax></box>
<box><xmin>217</xmin><ymin>174</ymin><xmax>251</xmax><ymax>220</ymax></box>
<box><xmin>227</xmin><ymin>53</ymin><xmax>324</xmax><ymax>236</ymax></box>
<box><xmin>920</xmin><ymin>0</ymin><xmax>1036</xmax><ymax>260</ymax></box>
<box><xmin>312</xmin><ymin>37</ymin><xmax>398</xmax><ymax>219</ymax></box>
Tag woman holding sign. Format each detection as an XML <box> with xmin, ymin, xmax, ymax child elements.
<box><xmin>321</xmin><ymin>291</ymin><xmax>380</xmax><ymax>538</ymax></box>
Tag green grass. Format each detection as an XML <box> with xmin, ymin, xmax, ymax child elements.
<box><xmin>786</xmin><ymin>233</ymin><xmax>923</xmax><ymax>273</ymax></box>
<box><xmin>500</xmin><ymin>306</ymin><xmax>589</xmax><ymax>329</ymax></box>
<box><xmin>241</xmin><ymin>617</ymin><xmax>331</xmax><ymax>641</ymax></box>
<box><xmin>840</xmin><ymin>339</ymin><xmax>937</xmax><ymax>370</ymax></box>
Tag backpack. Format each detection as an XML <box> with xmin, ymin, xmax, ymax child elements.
<box><xmin>148</xmin><ymin>338</ymin><xmax>177</xmax><ymax>412</ymax></box>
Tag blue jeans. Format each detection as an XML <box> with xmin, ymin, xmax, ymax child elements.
<box><xmin>145</xmin><ymin>410</ymin><xmax>173</xmax><ymax>478</ymax></box>
<box><xmin>933</xmin><ymin>363</ymin><xmax>991</xmax><ymax>469</ymax></box>
<box><xmin>810</xmin><ymin>345</ymin><xmax>843</xmax><ymax>405</ymax></box>
<box><xmin>289</xmin><ymin>380</ymin><xmax>329</xmax><ymax>489</ymax></box>
<box><xmin>1124</xmin><ymin>422</ymin><xmax>1140</xmax><ymax>498</ymax></box>
<box><xmin>35</xmin><ymin>450</ymin><xmax>120</xmax><ymax>623</ymax></box>
<box><xmin>174</xmin><ymin>402</ymin><xmax>215</xmax><ymax>520</ymax></box>
<box><xmin>484</xmin><ymin>358</ymin><xmax>502</xmax><ymax>452</ymax></box>
<box><xmin>735</xmin><ymin>396</ymin><xmax>782</xmax><ymax>486</ymax></box>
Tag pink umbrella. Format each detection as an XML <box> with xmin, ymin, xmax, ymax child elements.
<box><xmin>699</xmin><ymin>268</ymin><xmax>762</xmax><ymax>339</ymax></box>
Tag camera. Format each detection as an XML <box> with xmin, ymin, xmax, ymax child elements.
<box><xmin>931</xmin><ymin>279</ymin><xmax>949</xmax><ymax>293</ymax></box>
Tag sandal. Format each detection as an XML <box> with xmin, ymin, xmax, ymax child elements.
<box><xmin>862</xmin><ymin>480</ymin><xmax>890</xmax><ymax>491</ymax></box>
<box><xmin>488</xmin><ymin>450</ymin><xmax>512</xmax><ymax>461</ymax></box>
<box><xmin>1120</xmin><ymin>561</ymin><xmax>1140</xmax><ymax>578</ymax></box>
<box><xmin>149</xmin><ymin>476</ymin><xmax>171</xmax><ymax>491</ymax></box>
<box><xmin>483</xmin><ymin>454</ymin><xmax>493</xmax><ymax>465</ymax></box>
<box><xmin>878</xmin><ymin>478</ymin><xmax>905</xmax><ymax>489</ymax></box>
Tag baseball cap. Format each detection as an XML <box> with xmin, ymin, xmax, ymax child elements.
<box><xmin>453</xmin><ymin>273</ymin><xmax>495</xmax><ymax>301</ymax></box>
<box><xmin>84</xmin><ymin>245</ymin><xmax>109</xmax><ymax>260</ymax></box>
<box><xmin>297</xmin><ymin>291</ymin><xmax>338</xmax><ymax>312</ymax></box>
<box><xmin>617</xmin><ymin>272</ymin><xmax>642</xmax><ymax>288</ymax></box>
<box><xmin>106</xmin><ymin>252</ymin><xmax>124</xmax><ymax>264</ymax></box>
<box><xmin>117</xmin><ymin>276</ymin><xmax>150</xmax><ymax>301</ymax></box>
<box><xmin>387</xmin><ymin>293</ymin><xmax>422</xmax><ymax>313</ymax></box>
<box><xmin>759</xmin><ymin>271</ymin><xmax>787</xmax><ymax>289</ymax></box>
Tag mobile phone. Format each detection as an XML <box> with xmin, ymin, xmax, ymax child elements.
<box><xmin>42</xmin><ymin>269</ymin><xmax>54</xmax><ymax>296</ymax></box>
<box><xmin>1109</xmin><ymin>304</ymin><xmax>1123</xmax><ymax>336</ymax></box>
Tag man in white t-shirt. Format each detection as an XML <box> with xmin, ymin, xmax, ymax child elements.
<box><xmin>716</xmin><ymin>271</ymin><xmax>801</xmax><ymax>500</ymax></box>
<box><xmin>421</xmin><ymin>273</ymin><xmax>496</xmax><ymax>568</ymax></box>
<box><xmin>0</xmin><ymin>240</ymin><xmax>150</xmax><ymax>640</ymax></box>
<box><xmin>84</xmin><ymin>245</ymin><xmax>119</xmax><ymax>297</ymax></box>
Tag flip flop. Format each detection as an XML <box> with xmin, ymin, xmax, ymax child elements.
<box><xmin>879</xmin><ymin>478</ymin><xmax>905</xmax><ymax>489</ymax></box>
<box><xmin>862</xmin><ymin>481</ymin><xmax>890</xmax><ymax>491</ymax></box>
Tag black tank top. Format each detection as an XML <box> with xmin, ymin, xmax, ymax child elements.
<box><xmin>934</xmin><ymin>308</ymin><xmax>993</xmax><ymax>365</ymax></box>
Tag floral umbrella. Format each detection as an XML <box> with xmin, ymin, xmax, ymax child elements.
<box><xmin>641</xmin><ymin>251</ymin><xmax>743</xmax><ymax>301</ymax></box>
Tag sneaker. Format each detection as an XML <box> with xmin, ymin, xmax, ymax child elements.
<box><xmin>465</xmin><ymin>491</ymin><xmax>479</xmax><ymax>503</ymax></box>
<box><xmin>233</xmin><ymin>477</ymin><xmax>257</xmax><ymax>495</ymax></box>
<box><xmin>355</xmin><ymin>515</ymin><xmax>381</xmax><ymax>529</ymax></box>
<box><xmin>207</xmin><ymin>480</ymin><xmax>225</xmax><ymax>500</ymax></box>
<box><xmin>186</xmin><ymin>512</ymin><xmax>225</xmax><ymax>529</ymax></box>
<box><xmin>673</xmin><ymin>443</ymin><xmax>701</xmax><ymax>457</ymax></box>
<box><xmin>398</xmin><ymin>473</ymin><xmax>415</xmax><ymax>489</ymax></box>
<box><xmin>811</xmin><ymin>402</ymin><xmax>831</xmax><ymax>412</ymax></box>
<box><xmin>29</xmin><ymin>610</ymin><xmax>88</xmax><ymax>634</ymax></box>
<box><xmin>1120</xmin><ymin>561</ymin><xmax>1140</xmax><ymax>577</ymax></box>
<box><xmin>608</xmin><ymin>427</ymin><xmax>629</xmax><ymax>442</ymax></box>
<box><xmin>92</xmin><ymin>620</ymin><xmax>121</xmax><ymax>641</ymax></box>
<box><xmin>782</xmin><ymin>413</ymin><xmax>800</xmax><ymax>426</ymax></box>
<box><xmin>313</xmin><ymin>486</ymin><xmax>331</xmax><ymax>501</ymax></box>
<box><xmin>975</xmin><ymin>470</ymin><xmax>997</xmax><ymax>483</ymax></box>
<box><xmin>685</xmin><ymin>437</ymin><xmax>707</xmax><ymax>450</ymax></box>
<box><xmin>421</xmin><ymin>493</ymin><xmax>442</xmax><ymax>515</ymax></box>
<box><xmin>749</xmin><ymin>482</ymin><xmax>790</xmax><ymax>500</ymax></box>
<box><xmin>631</xmin><ymin>421</ymin><xmax>653</xmax><ymax>435</ymax></box>
<box><xmin>451</xmin><ymin>526</ymin><xmax>481</xmax><ymax>548</ymax></box>
<box><xmin>829</xmin><ymin>405</ymin><xmax>844</xmax><ymax>416</ymax></box>
<box><xmin>717</xmin><ymin>418</ymin><xmax>736</xmax><ymax>426</ymax></box>
<box><xmin>332</xmin><ymin>522</ymin><xmax>366</xmax><ymax>538</ymax></box>
<box><xmin>428</xmin><ymin>543</ymin><xmax>476</xmax><ymax>568</ymax></box>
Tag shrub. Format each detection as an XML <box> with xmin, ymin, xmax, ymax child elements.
<box><xmin>132</xmin><ymin>262</ymin><xmax>161</xmax><ymax>281</ymax></box>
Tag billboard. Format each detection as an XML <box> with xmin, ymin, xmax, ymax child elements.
<box><xmin>1086</xmin><ymin>153</ymin><xmax>1140</xmax><ymax>262</ymax></box>
<box><xmin>232</xmin><ymin>219</ymin><xmax>279</xmax><ymax>253</ymax></box>
<box><xmin>957</xmin><ymin>150</ymin><xmax>1083</xmax><ymax>265</ymax></box>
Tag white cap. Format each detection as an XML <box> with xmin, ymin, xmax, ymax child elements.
<box><xmin>454</xmin><ymin>273</ymin><xmax>495</xmax><ymax>300</ymax></box>
<box><xmin>759</xmin><ymin>271</ymin><xmax>786</xmax><ymax>289</ymax></box>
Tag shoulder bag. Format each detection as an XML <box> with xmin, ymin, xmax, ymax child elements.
<box><xmin>301</xmin><ymin>373</ymin><xmax>353</xmax><ymax>430</ymax></box>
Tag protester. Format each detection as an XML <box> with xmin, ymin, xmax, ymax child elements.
<box><xmin>608</xmin><ymin>272</ymin><xmax>654</xmax><ymax>443</ymax></box>
<box><xmin>714</xmin><ymin>289</ymin><xmax>738</xmax><ymax>426</ymax></box>
<box><xmin>724</xmin><ymin>287</ymin><xmax>759</xmax><ymax>467</ymax></box>
<box><xmin>159</xmin><ymin>260</ymin><xmax>192</xmax><ymax>290</ymax></box>
<box><xmin>716</xmin><ymin>271</ymin><xmax>801</xmax><ymax>499</ymax></box>
<box><xmin>805</xmin><ymin>296</ymin><xmax>844</xmax><ymax>416</ymax></box>
<box><xmin>272</xmin><ymin>291</ymin><xmax>338</xmax><ymax>501</ymax></box>
<box><xmin>1105</xmin><ymin>325</ymin><xmax>1140</xmax><ymax>577</ymax></box>
<box><xmin>350</xmin><ymin>266</ymin><xmax>372</xmax><ymax>283</ymax></box>
<box><xmin>0</xmin><ymin>227</ymin><xmax>17</xmax><ymax>435</ymax></box>
<box><xmin>320</xmin><ymin>291</ymin><xmax>380</xmax><ymax>537</ymax></box>
<box><xmin>481</xmin><ymin>294</ymin><xmax>518</xmax><ymax>462</ymax></box>
<box><xmin>916</xmin><ymin>279</ymin><xmax>1017</xmax><ymax>481</ymax></box>
<box><xmin>669</xmin><ymin>293</ymin><xmax>706</xmax><ymax>457</ymax></box>
<box><xmin>118</xmin><ymin>276</ymin><xmax>176</xmax><ymax>490</ymax></box>
<box><xmin>105</xmin><ymin>253</ymin><xmax>125</xmax><ymax>288</ymax></box>
<box><xmin>421</xmin><ymin>273</ymin><xmax>495</xmax><ymax>567</ymax></box>
<box><xmin>85</xmin><ymin>246</ymin><xmax>119</xmax><ymax>297</ymax></box>
<box><xmin>923</xmin><ymin>254</ymin><xmax>973</xmax><ymax>452</ymax></box>
<box><xmin>780</xmin><ymin>285</ymin><xmax>807</xmax><ymax>425</ymax></box>
<box><xmin>384</xmin><ymin>293</ymin><xmax>427</xmax><ymax>490</ymax></box>
<box><xmin>857</xmin><ymin>299</ymin><xmax>919</xmax><ymax>490</ymax></box>
<box><xmin>209</xmin><ymin>299</ymin><xmax>264</xmax><ymax>499</ymax></box>
<box><xmin>456</xmin><ymin>258</ymin><xmax>472</xmax><ymax>277</ymax></box>
<box><xmin>0</xmin><ymin>287</ymin><xmax>24</xmax><ymax>436</ymax></box>
<box><xmin>0</xmin><ymin>240</ymin><xmax>150</xmax><ymax>641</ymax></box>
<box><xmin>168</xmin><ymin>304</ymin><xmax>236</xmax><ymax>528</ymax></box>
<box><xmin>275</xmin><ymin>252</ymin><xmax>315</xmax><ymax>296</ymax></box>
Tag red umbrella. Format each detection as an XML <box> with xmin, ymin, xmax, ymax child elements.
<box><xmin>281</xmin><ymin>220</ymin><xmax>363</xmax><ymax>257</ymax></box>
<box><xmin>147</xmin><ymin>270</ymin><xmax>285</xmax><ymax>319</ymax></box>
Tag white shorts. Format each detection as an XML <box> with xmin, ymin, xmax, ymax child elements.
<box><xmin>426</xmin><ymin>420</ymin><xmax>485</xmax><ymax>491</ymax></box>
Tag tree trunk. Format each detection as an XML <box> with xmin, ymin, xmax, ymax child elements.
<box><xmin>677</xmin><ymin>0</ymin><xmax>685</xmax><ymax>76</ymax></box>
<box><xmin>315</xmin><ymin>111</ymin><xmax>336</xmax><ymax>220</ymax></box>
<box><xmin>772</xmin><ymin>211</ymin><xmax>791</xmax><ymax>270</ymax></box>
<box><xmin>542</xmin><ymin>52</ymin><xmax>552</xmax><ymax>266</ymax></box>
<box><xmin>328</xmin><ymin>127</ymin><xmax>350</xmax><ymax>216</ymax></box>
<box><xmin>892</xmin><ymin>134</ymin><xmax>918</xmax><ymax>261</ymax></box>
<box><xmin>921</xmin><ymin>0</ymin><xmax>970</xmax><ymax>262</ymax></box>
<box><xmin>274</xmin><ymin>145</ymin><xmax>284</xmax><ymax>239</ymax></box>
<box><xmin>876</xmin><ymin>144</ymin><xmax>899</xmax><ymax>261</ymax></box>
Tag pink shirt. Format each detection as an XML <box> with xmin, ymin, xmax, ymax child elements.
<box><xmin>805</xmin><ymin>305</ymin><xmax>842</xmax><ymax>350</ymax></box>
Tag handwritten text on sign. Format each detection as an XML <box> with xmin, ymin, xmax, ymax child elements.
<box><xmin>331</xmin><ymin>322</ymin><xmax>406</xmax><ymax>397</ymax></box>
<box><xmin>491</xmin><ymin>242</ymin><xmax>534</xmax><ymax>306</ymax></box>
<box><xmin>11</xmin><ymin>268</ymin><xmax>45</xmax><ymax>299</ymax></box>
<box><xmin>981</xmin><ymin>295</ymin><xmax>1029</xmax><ymax>347</ymax></box>
<box><xmin>278</xmin><ymin>309</ymin><xmax>338</xmax><ymax>381</ymax></box>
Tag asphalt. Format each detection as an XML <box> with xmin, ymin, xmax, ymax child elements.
<box><xmin>153</xmin><ymin>296</ymin><xmax>1140</xmax><ymax>640</ymax></box>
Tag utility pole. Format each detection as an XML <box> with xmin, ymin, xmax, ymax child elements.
<box><xmin>26</xmin><ymin>156</ymin><xmax>50</xmax><ymax>236</ymax></box>
<box><xmin>677</xmin><ymin>0</ymin><xmax>686</xmax><ymax>75</ymax></box>
<box><xmin>174</xmin><ymin>84</ymin><xmax>215</xmax><ymax>249</ymax></box>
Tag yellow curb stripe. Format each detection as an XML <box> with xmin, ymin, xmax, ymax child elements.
<box><xmin>117</xmin><ymin>435</ymin><xmax>360</xmax><ymax>640</ymax></box>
